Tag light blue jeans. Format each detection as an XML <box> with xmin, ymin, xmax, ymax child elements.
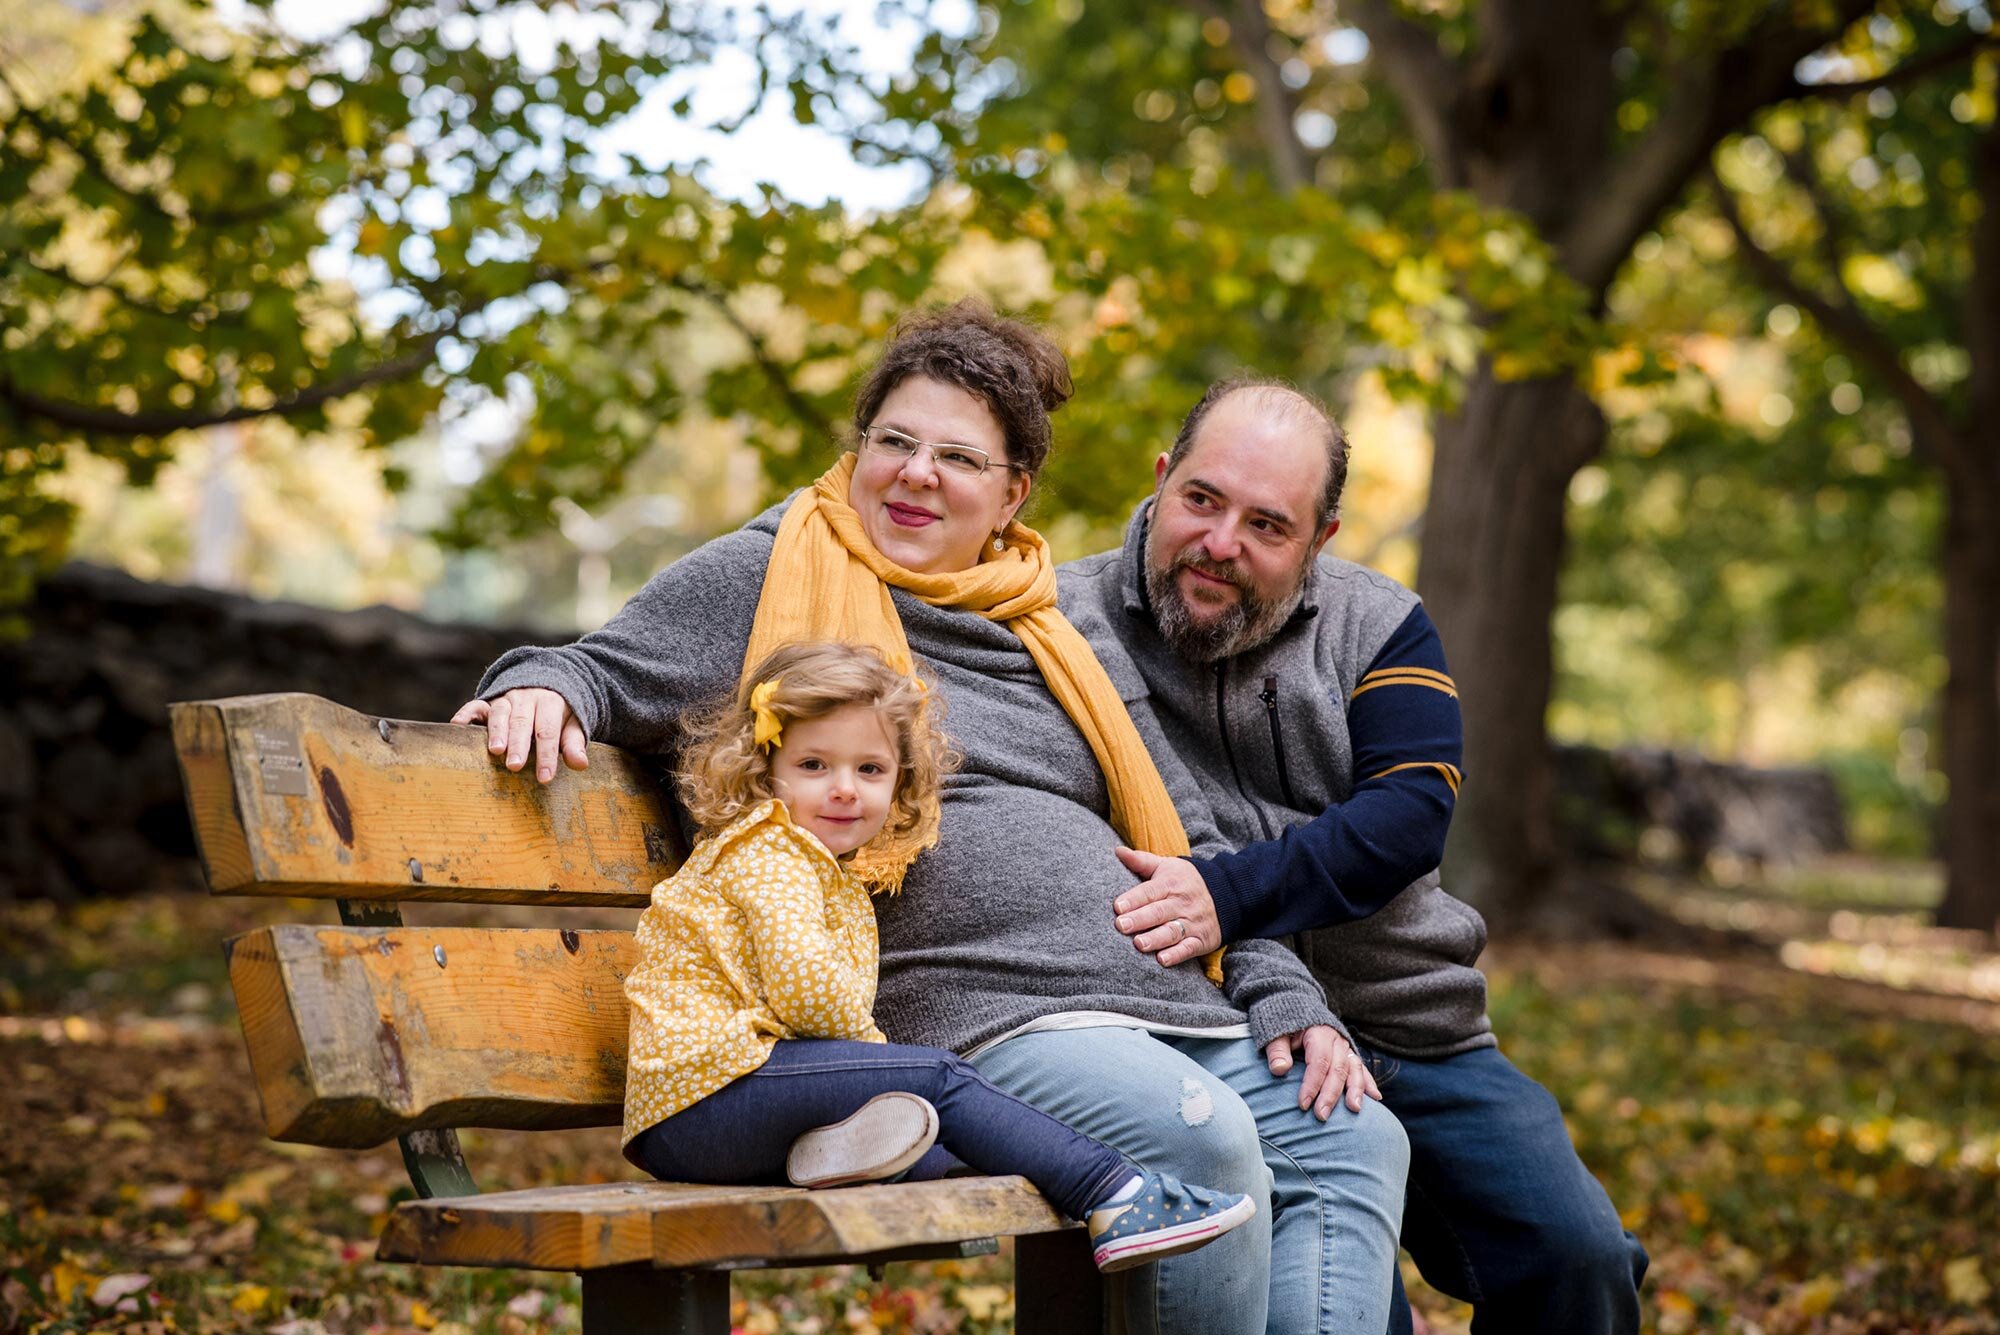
<box><xmin>972</xmin><ymin>1026</ymin><xmax>1409</xmax><ymax>1335</ymax></box>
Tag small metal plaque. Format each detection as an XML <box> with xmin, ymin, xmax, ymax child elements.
<box><xmin>252</xmin><ymin>728</ymin><xmax>309</xmax><ymax>796</ymax></box>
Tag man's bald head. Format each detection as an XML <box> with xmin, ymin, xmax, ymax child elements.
<box><xmin>1162</xmin><ymin>378</ymin><xmax>1349</xmax><ymax>529</ymax></box>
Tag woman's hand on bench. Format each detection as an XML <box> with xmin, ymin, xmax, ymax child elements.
<box><xmin>451</xmin><ymin>688</ymin><xmax>590</xmax><ymax>783</ymax></box>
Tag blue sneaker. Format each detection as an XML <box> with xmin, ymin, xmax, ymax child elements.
<box><xmin>1085</xmin><ymin>1170</ymin><xmax>1257</xmax><ymax>1273</ymax></box>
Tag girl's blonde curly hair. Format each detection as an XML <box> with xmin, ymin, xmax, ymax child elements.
<box><xmin>676</xmin><ymin>642</ymin><xmax>956</xmax><ymax>845</ymax></box>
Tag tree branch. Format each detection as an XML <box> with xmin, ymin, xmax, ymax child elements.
<box><xmin>1339</xmin><ymin>0</ymin><xmax>1466</xmax><ymax>185</ymax></box>
<box><xmin>1706</xmin><ymin>166</ymin><xmax>1970</xmax><ymax>485</ymax></box>
<box><xmin>1777</xmin><ymin>139</ymin><xmax>1855</xmax><ymax>293</ymax></box>
<box><xmin>1784</xmin><ymin>31</ymin><xmax>2000</xmax><ymax>102</ymax></box>
<box><xmin>9</xmin><ymin>252</ymin><xmax>244</xmax><ymax>328</ymax></box>
<box><xmin>1185</xmin><ymin>0</ymin><xmax>1312</xmax><ymax>190</ymax></box>
<box><xmin>668</xmin><ymin>276</ymin><xmax>836</xmax><ymax>440</ymax></box>
<box><xmin>0</xmin><ymin>337</ymin><xmax>445</xmax><ymax>437</ymax></box>
<box><xmin>1559</xmin><ymin>0</ymin><xmax>1878</xmax><ymax>296</ymax></box>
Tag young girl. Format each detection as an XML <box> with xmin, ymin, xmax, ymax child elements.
<box><xmin>620</xmin><ymin>641</ymin><xmax>1255</xmax><ymax>1272</ymax></box>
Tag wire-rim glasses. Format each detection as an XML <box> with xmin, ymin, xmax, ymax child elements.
<box><xmin>859</xmin><ymin>426</ymin><xmax>1025</xmax><ymax>478</ymax></box>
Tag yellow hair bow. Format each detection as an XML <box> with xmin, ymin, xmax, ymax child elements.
<box><xmin>750</xmin><ymin>678</ymin><xmax>784</xmax><ymax>750</ymax></box>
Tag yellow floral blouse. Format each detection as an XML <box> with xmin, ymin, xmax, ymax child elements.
<box><xmin>621</xmin><ymin>799</ymin><xmax>887</xmax><ymax>1147</ymax></box>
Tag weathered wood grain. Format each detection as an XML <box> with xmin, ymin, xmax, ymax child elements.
<box><xmin>653</xmin><ymin>1175</ymin><xmax>1071</xmax><ymax>1266</ymax></box>
<box><xmin>228</xmin><ymin>924</ymin><xmax>638</xmax><ymax>1146</ymax></box>
<box><xmin>171</xmin><ymin>703</ymin><xmax>255</xmax><ymax>891</ymax></box>
<box><xmin>378</xmin><ymin>1178</ymin><xmax>1072</xmax><ymax>1271</ymax></box>
<box><xmin>170</xmin><ymin>693</ymin><xmax>686</xmax><ymax>905</ymax></box>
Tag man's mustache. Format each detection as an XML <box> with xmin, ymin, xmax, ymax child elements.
<box><xmin>1173</xmin><ymin>551</ymin><xmax>1253</xmax><ymax>596</ymax></box>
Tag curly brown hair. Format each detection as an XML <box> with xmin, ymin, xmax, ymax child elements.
<box><xmin>851</xmin><ymin>298</ymin><xmax>1074</xmax><ymax>479</ymax></box>
<box><xmin>676</xmin><ymin>642</ymin><xmax>956</xmax><ymax>847</ymax></box>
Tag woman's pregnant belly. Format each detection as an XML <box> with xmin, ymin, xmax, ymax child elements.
<box><xmin>870</xmin><ymin>783</ymin><xmax>1241</xmax><ymax>1044</ymax></box>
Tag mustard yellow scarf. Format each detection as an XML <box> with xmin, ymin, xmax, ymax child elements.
<box><xmin>744</xmin><ymin>454</ymin><xmax>1224</xmax><ymax>983</ymax></box>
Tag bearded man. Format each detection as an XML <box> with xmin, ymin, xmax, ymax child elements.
<box><xmin>1060</xmin><ymin>378</ymin><xmax>1647</xmax><ymax>1335</ymax></box>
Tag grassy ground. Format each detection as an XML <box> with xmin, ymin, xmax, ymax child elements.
<box><xmin>2</xmin><ymin>871</ymin><xmax>1997</xmax><ymax>1335</ymax></box>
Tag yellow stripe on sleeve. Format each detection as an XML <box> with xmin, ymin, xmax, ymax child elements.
<box><xmin>1349</xmin><ymin>672</ymin><xmax>1460</xmax><ymax>701</ymax></box>
<box><xmin>1365</xmin><ymin>761</ymin><xmax>1462</xmax><ymax>794</ymax></box>
<box><xmin>1362</xmin><ymin>665</ymin><xmax>1455</xmax><ymax>688</ymax></box>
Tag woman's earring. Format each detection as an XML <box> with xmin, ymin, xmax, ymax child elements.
<box><xmin>992</xmin><ymin>532</ymin><xmax>1006</xmax><ymax>553</ymax></box>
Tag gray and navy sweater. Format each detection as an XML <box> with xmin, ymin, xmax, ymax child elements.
<box><xmin>1061</xmin><ymin>503</ymin><xmax>1494</xmax><ymax>1059</ymax></box>
<box><xmin>477</xmin><ymin>499</ymin><xmax>1338</xmax><ymax>1058</ymax></box>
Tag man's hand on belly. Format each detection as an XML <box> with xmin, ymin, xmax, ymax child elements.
<box><xmin>1113</xmin><ymin>848</ymin><xmax>1221</xmax><ymax>967</ymax></box>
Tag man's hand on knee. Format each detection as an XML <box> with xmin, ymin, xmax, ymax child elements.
<box><xmin>1112</xmin><ymin>849</ymin><xmax>1221</xmax><ymax>967</ymax></box>
<box><xmin>1264</xmin><ymin>1025</ymin><xmax>1382</xmax><ymax>1120</ymax></box>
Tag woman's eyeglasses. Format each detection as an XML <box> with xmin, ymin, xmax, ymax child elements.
<box><xmin>860</xmin><ymin>426</ymin><xmax>1024</xmax><ymax>478</ymax></box>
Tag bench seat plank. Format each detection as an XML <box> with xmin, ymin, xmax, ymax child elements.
<box><xmin>377</xmin><ymin>1178</ymin><xmax>1070</xmax><ymax>1271</ymax></box>
<box><xmin>230</xmin><ymin>924</ymin><xmax>638</xmax><ymax>1146</ymax></box>
<box><xmin>171</xmin><ymin>694</ymin><xmax>686</xmax><ymax>905</ymax></box>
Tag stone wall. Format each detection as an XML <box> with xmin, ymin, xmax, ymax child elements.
<box><xmin>1</xmin><ymin>564</ymin><xmax>1851</xmax><ymax>901</ymax></box>
<box><xmin>1554</xmin><ymin>742</ymin><xmax>1850</xmax><ymax>874</ymax></box>
<box><xmin>0</xmin><ymin>564</ymin><xmax>552</xmax><ymax>901</ymax></box>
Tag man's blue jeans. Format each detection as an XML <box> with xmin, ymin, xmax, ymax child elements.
<box><xmin>973</xmin><ymin>1025</ymin><xmax>1409</xmax><ymax>1335</ymax></box>
<box><xmin>625</xmin><ymin>1037</ymin><xmax>1131</xmax><ymax>1219</ymax></box>
<box><xmin>1362</xmin><ymin>1043</ymin><xmax>1647</xmax><ymax>1335</ymax></box>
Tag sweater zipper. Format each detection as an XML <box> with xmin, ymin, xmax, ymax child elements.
<box><xmin>1259</xmin><ymin>674</ymin><xmax>1300</xmax><ymax>809</ymax></box>
<box><xmin>1215</xmin><ymin>662</ymin><xmax>1276</xmax><ymax>840</ymax></box>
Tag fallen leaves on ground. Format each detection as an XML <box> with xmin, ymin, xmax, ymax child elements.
<box><xmin>3</xmin><ymin>886</ymin><xmax>1997</xmax><ymax>1333</ymax></box>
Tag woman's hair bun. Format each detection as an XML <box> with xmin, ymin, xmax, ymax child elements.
<box><xmin>854</xmin><ymin>298</ymin><xmax>1074</xmax><ymax>478</ymax></box>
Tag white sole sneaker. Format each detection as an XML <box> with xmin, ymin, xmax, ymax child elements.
<box><xmin>1092</xmin><ymin>1192</ymin><xmax>1257</xmax><ymax>1272</ymax></box>
<box><xmin>785</xmin><ymin>1092</ymin><xmax>940</xmax><ymax>1189</ymax></box>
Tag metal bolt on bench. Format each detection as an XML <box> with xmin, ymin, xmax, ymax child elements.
<box><xmin>172</xmin><ymin>693</ymin><xmax>1105</xmax><ymax>1334</ymax></box>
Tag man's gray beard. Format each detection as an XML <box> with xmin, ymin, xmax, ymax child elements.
<box><xmin>1145</xmin><ymin>547</ymin><xmax>1308</xmax><ymax>664</ymax></box>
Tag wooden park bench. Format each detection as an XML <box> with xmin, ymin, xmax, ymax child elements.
<box><xmin>170</xmin><ymin>692</ymin><xmax>1104</xmax><ymax>1334</ymax></box>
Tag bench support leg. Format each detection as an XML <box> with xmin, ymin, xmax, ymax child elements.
<box><xmin>581</xmin><ymin>1267</ymin><xmax>728</xmax><ymax>1335</ymax></box>
<box><xmin>397</xmin><ymin>1126</ymin><xmax>477</xmax><ymax>1199</ymax></box>
<box><xmin>1016</xmin><ymin>1231</ymin><xmax>1107</xmax><ymax>1335</ymax></box>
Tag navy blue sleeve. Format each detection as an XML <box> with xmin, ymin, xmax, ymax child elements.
<box><xmin>1190</xmin><ymin>604</ymin><xmax>1463</xmax><ymax>941</ymax></box>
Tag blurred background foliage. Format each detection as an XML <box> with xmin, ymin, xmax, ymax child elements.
<box><xmin>4</xmin><ymin>0</ymin><xmax>1997</xmax><ymax>916</ymax></box>
<box><xmin>12</xmin><ymin>7</ymin><xmax>2000</xmax><ymax>1330</ymax></box>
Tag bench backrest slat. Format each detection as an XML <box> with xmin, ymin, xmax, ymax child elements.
<box><xmin>171</xmin><ymin>693</ymin><xmax>685</xmax><ymax>905</ymax></box>
<box><xmin>231</xmin><ymin>923</ymin><xmax>637</xmax><ymax>1147</ymax></box>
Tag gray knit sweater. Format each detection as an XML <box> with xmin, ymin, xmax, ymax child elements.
<box><xmin>478</xmin><ymin>502</ymin><xmax>1335</xmax><ymax>1055</ymax></box>
<box><xmin>1060</xmin><ymin>504</ymin><xmax>1496</xmax><ymax>1060</ymax></box>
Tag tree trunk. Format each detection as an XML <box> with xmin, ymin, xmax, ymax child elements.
<box><xmin>1934</xmin><ymin>486</ymin><xmax>2000</xmax><ymax>934</ymax></box>
<box><xmin>1936</xmin><ymin>117</ymin><xmax>2000</xmax><ymax>937</ymax></box>
<box><xmin>1416</xmin><ymin>370</ymin><xmax>1606</xmax><ymax>914</ymax></box>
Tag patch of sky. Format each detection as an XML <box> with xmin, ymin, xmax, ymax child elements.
<box><xmin>1322</xmin><ymin>27</ymin><xmax>1370</xmax><ymax>66</ymax></box>
<box><xmin>236</xmin><ymin>0</ymin><xmax>976</xmax><ymax>467</ymax></box>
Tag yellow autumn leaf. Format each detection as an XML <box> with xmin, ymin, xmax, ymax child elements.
<box><xmin>1794</xmin><ymin>1274</ymin><xmax>1842</xmax><ymax>1316</ymax></box>
<box><xmin>410</xmin><ymin>1299</ymin><xmax>441</xmax><ymax>1329</ymax></box>
<box><xmin>231</xmin><ymin>1284</ymin><xmax>272</xmax><ymax>1313</ymax></box>
<box><xmin>1656</xmin><ymin>1287</ymin><xmax>1698</xmax><ymax>1335</ymax></box>
<box><xmin>218</xmin><ymin>1166</ymin><xmax>290</xmax><ymax>1208</ymax></box>
<box><xmin>954</xmin><ymin>1284</ymin><xmax>1011</xmax><ymax>1322</ymax></box>
<box><xmin>49</xmin><ymin>1257</ymin><xmax>93</xmax><ymax>1307</ymax></box>
<box><xmin>1391</xmin><ymin>257</ymin><xmax>1448</xmax><ymax>306</ymax></box>
<box><xmin>1944</xmin><ymin>1256</ymin><xmax>1991</xmax><ymax>1307</ymax></box>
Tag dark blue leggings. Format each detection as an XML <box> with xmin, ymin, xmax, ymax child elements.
<box><xmin>625</xmin><ymin>1038</ymin><xmax>1132</xmax><ymax>1219</ymax></box>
